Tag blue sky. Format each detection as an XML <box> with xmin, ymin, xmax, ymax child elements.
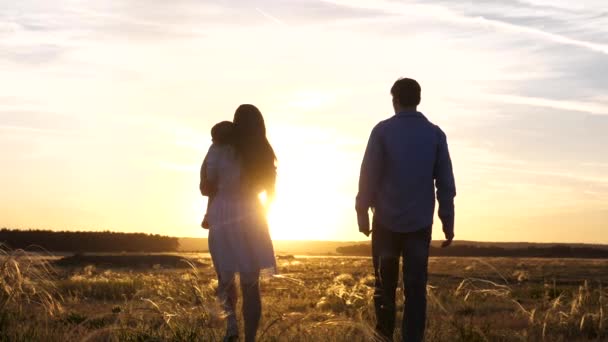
<box><xmin>1</xmin><ymin>0</ymin><xmax>607</xmax><ymax>242</ymax></box>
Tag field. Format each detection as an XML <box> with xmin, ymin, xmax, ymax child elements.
<box><xmin>2</xmin><ymin>248</ymin><xmax>608</xmax><ymax>341</ymax></box>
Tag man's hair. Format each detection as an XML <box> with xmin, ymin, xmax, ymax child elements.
<box><xmin>211</xmin><ymin>121</ymin><xmax>234</xmax><ymax>144</ymax></box>
<box><xmin>390</xmin><ymin>78</ymin><xmax>421</xmax><ymax>107</ymax></box>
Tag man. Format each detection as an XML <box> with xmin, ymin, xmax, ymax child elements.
<box><xmin>356</xmin><ymin>78</ymin><xmax>456</xmax><ymax>342</ymax></box>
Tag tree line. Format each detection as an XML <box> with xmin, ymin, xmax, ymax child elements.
<box><xmin>0</xmin><ymin>229</ymin><xmax>179</xmax><ymax>252</ymax></box>
<box><xmin>336</xmin><ymin>243</ymin><xmax>608</xmax><ymax>258</ymax></box>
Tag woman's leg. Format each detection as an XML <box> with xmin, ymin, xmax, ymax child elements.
<box><xmin>217</xmin><ymin>272</ymin><xmax>239</xmax><ymax>338</ymax></box>
<box><xmin>240</xmin><ymin>271</ymin><xmax>261</xmax><ymax>342</ymax></box>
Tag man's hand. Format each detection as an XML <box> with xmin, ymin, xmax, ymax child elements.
<box><xmin>356</xmin><ymin>210</ymin><xmax>371</xmax><ymax>237</ymax></box>
<box><xmin>441</xmin><ymin>231</ymin><xmax>454</xmax><ymax>248</ymax></box>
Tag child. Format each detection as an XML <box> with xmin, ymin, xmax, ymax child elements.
<box><xmin>201</xmin><ymin>121</ymin><xmax>234</xmax><ymax>229</ymax></box>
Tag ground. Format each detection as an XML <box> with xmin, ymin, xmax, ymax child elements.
<box><xmin>2</xmin><ymin>252</ymin><xmax>608</xmax><ymax>341</ymax></box>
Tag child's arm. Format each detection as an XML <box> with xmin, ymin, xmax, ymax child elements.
<box><xmin>200</xmin><ymin>156</ymin><xmax>209</xmax><ymax>196</ymax></box>
<box><xmin>200</xmin><ymin>145</ymin><xmax>220</xmax><ymax>229</ymax></box>
<box><xmin>200</xmin><ymin>145</ymin><xmax>220</xmax><ymax>196</ymax></box>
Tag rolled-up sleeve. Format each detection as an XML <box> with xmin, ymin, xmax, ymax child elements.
<box><xmin>356</xmin><ymin>125</ymin><xmax>383</xmax><ymax>213</ymax></box>
<box><xmin>434</xmin><ymin>129</ymin><xmax>456</xmax><ymax>235</ymax></box>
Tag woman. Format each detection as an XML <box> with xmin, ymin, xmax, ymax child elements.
<box><xmin>200</xmin><ymin>104</ymin><xmax>277</xmax><ymax>342</ymax></box>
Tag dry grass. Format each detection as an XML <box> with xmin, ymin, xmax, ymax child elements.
<box><xmin>0</xmin><ymin>243</ymin><xmax>63</xmax><ymax>316</ymax></box>
<box><xmin>2</xmin><ymin>247</ymin><xmax>608</xmax><ymax>341</ymax></box>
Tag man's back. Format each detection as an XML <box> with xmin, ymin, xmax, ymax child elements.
<box><xmin>357</xmin><ymin>77</ymin><xmax>456</xmax><ymax>342</ymax></box>
<box><xmin>356</xmin><ymin>111</ymin><xmax>456</xmax><ymax>235</ymax></box>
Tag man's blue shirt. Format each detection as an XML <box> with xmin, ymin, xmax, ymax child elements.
<box><xmin>356</xmin><ymin>111</ymin><xmax>456</xmax><ymax>234</ymax></box>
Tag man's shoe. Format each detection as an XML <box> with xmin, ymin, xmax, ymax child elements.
<box><xmin>223</xmin><ymin>334</ymin><xmax>238</xmax><ymax>342</ymax></box>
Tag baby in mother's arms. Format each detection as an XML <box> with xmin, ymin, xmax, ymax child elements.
<box><xmin>199</xmin><ymin>104</ymin><xmax>277</xmax><ymax>342</ymax></box>
<box><xmin>200</xmin><ymin>120</ymin><xmax>234</xmax><ymax>229</ymax></box>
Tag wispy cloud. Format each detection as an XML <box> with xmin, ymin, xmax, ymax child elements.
<box><xmin>322</xmin><ymin>0</ymin><xmax>608</xmax><ymax>55</ymax></box>
<box><xmin>515</xmin><ymin>0</ymin><xmax>608</xmax><ymax>14</ymax></box>
<box><xmin>63</xmin><ymin>6</ymin><xmax>209</xmax><ymax>38</ymax></box>
<box><xmin>0</xmin><ymin>124</ymin><xmax>77</xmax><ymax>136</ymax></box>
<box><xmin>485</xmin><ymin>94</ymin><xmax>608</xmax><ymax>116</ymax></box>
<box><xmin>465</xmin><ymin>15</ymin><xmax>608</xmax><ymax>55</ymax></box>
<box><xmin>478</xmin><ymin>164</ymin><xmax>608</xmax><ymax>185</ymax></box>
<box><xmin>255</xmin><ymin>8</ymin><xmax>287</xmax><ymax>26</ymax></box>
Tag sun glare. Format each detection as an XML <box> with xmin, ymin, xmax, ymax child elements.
<box><xmin>262</xmin><ymin>124</ymin><xmax>358</xmax><ymax>241</ymax></box>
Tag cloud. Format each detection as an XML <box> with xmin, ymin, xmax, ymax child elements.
<box><xmin>0</xmin><ymin>43</ymin><xmax>66</xmax><ymax>65</ymax></box>
<box><xmin>465</xmin><ymin>15</ymin><xmax>608</xmax><ymax>55</ymax></box>
<box><xmin>581</xmin><ymin>162</ymin><xmax>608</xmax><ymax>169</ymax></box>
<box><xmin>62</xmin><ymin>6</ymin><xmax>209</xmax><ymax>40</ymax></box>
<box><xmin>0</xmin><ymin>106</ymin><xmax>83</xmax><ymax>133</ymax></box>
<box><xmin>514</xmin><ymin>0</ymin><xmax>608</xmax><ymax>14</ymax></box>
<box><xmin>255</xmin><ymin>7</ymin><xmax>287</xmax><ymax>26</ymax></box>
<box><xmin>478</xmin><ymin>164</ymin><xmax>608</xmax><ymax>185</ymax></box>
<box><xmin>321</xmin><ymin>0</ymin><xmax>608</xmax><ymax>55</ymax></box>
<box><xmin>485</xmin><ymin>94</ymin><xmax>608</xmax><ymax>116</ymax></box>
<box><xmin>0</xmin><ymin>124</ymin><xmax>77</xmax><ymax>137</ymax></box>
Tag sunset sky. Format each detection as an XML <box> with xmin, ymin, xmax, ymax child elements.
<box><xmin>1</xmin><ymin>0</ymin><xmax>607</xmax><ymax>243</ymax></box>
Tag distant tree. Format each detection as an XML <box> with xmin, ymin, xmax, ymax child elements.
<box><xmin>335</xmin><ymin>241</ymin><xmax>608</xmax><ymax>258</ymax></box>
<box><xmin>336</xmin><ymin>244</ymin><xmax>370</xmax><ymax>256</ymax></box>
<box><xmin>0</xmin><ymin>229</ymin><xmax>179</xmax><ymax>252</ymax></box>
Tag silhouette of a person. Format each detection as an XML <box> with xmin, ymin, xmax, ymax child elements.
<box><xmin>356</xmin><ymin>78</ymin><xmax>456</xmax><ymax>342</ymax></box>
<box><xmin>200</xmin><ymin>104</ymin><xmax>277</xmax><ymax>342</ymax></box>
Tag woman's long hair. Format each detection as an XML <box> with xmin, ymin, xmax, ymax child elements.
<box><xmin>232</xmin><ymin>104</ymin><xmax>277</xmax><ymax>196</ymax></box>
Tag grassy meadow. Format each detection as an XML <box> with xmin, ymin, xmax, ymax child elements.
<box><xmin>2</xmin><ymin>246</ymin><xmax>608</xmax><ymax>341</ymax></box>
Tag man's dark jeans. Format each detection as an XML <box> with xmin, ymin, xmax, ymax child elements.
<box><xmin>372</xmin><ymin>223</ymin><xmax>432</xmax><ymax>342</ymax></box>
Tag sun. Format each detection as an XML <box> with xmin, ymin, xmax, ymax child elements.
<box><xmin>257</xmin><ymin>184</ymin><xmax>333</xmax><ymax>241</ymax></box>
<box><xmin>260</xmin><ymin>158</ymin><xmax>356</xmax><ymax>241</ymax></box>
<box><xmin>265</xmin><ymin>188</ymin><xmax>345</xmax><ymax>241</ymax></box>
<box><xmin>256</xmin><ymin>122</ymin><xmax>361</xmax><ymax>241</ymax></box>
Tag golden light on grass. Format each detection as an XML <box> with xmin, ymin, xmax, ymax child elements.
<box><xmin>2</xmin><ymin>251</ymin><xmax>608</xmax><ymax>340</ymax></box>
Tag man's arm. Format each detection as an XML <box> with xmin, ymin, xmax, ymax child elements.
<box><xmin>434</xmin><ymin>129</ymin><xmax>456</xmax><ymax>246</ymax></box>
<box><xmin>356</xmin><ymin>125</ymin><xmax>383</xmax><ymax>236</ymax></box>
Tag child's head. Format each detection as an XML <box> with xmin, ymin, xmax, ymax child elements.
<box><xmin>211</xmin><ymin>121</ymin><xmax>234</xmax><ymax>144</ymax></box>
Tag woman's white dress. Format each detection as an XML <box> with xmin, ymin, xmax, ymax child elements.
<box><xmin>204</xmin><ymin>144</ymin><xmax>276</xmax><ymax>275</ymax></box>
